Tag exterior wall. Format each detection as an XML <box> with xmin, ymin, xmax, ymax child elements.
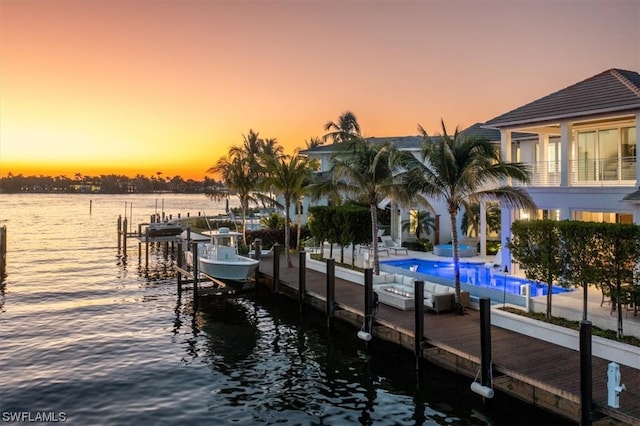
<box><xmin>526</xmin><ymin>187</ymin><xmax>636</xmax><ymax>214</ymax></box>
<box><xmin>498</xmin><ymin>111</ymin><xmax>639</xmax><ymax>271</ymax></box>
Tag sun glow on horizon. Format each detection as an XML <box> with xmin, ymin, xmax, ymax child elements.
<box><xmin>1</xmin><ymin>1</ymin><xmax>637</xmax><ymax>181</ymax></box>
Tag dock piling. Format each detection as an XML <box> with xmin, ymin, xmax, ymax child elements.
<box><xmin>414</xmin><ymin>280</ymin><xmax>425</xmax><ymax>370</ymax></box>
<box><xmin>191</xmin><ymin>242</ymin><xmax>199</xmax><ymax>311</ymax></box>
<box><xmin>273</xmin><ymin>243</ymin><xmax>280</xmax><ymax>294</ymax></box>
<box><xmin>137</xmin><ymin>224</ymin><xmax>142</xmax><ymax>261</ymax></box>
<box><xmin>480</xmin><ymin>298</ymin><xmax>493</xmax><ymax>391</ymax></box>
<box><xmin>326</xmin><ymin>258</ymin><xmax>335</xmax><ymax>329</ymax></box>
<box><xmin>0</xmin><ymin>225</ymin><xmax>6</xmax><ymax>280</ymax></box>
<box><xmin>580</xmin><ymin>320</ymin><xmax>593</xmax><ymax>425</ymax></box>
<box><xmin>144</xmin><ymin>226</ymin><xmax>149</xmax><ymax>269</ymax></box>
<box><xmin>298</xmin><ymin>250</ymin><xmax>306</xmax><ymax>313</ymax></box>
<box><xmin>364</xmin><ymin>268</ymin><xmax>373</xmax><ymax>332</ymax></box>
<box><xmin>122</xmin><ymin>217</ymin><xmax>127</xmax><ymax>257</ymax></box>
<box><xmin>177</xmin><ymin>242</ymin><xmax>183</xmax><ymax>292</ymax></box>
<box><xmin>117</xmin><ymin>216</ymin><xmax>122</xmax><ymax>252</ymax></box>
<box><xmin>358</xmin><ymin>268</ymin><xmax>374</xmax><ymax>343</ymax></box>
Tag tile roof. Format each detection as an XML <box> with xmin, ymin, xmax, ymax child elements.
<box><xmin>298</xmin><ymin>124</ymin><xmax>538</xmax><ymax>156</ymax></box>
<box><xmin>459</xmin><ymin>122</ymin><xmax>535</xmax><ymax>140</ymax></box>
<box><xmin>622</xmin><ymin>187</ymin><xmax>640</xmax><ymax>202</ymax></box>
<box><xmin>484</xmin><ymin>68</ymin><xmax>640</xmax><ymax>128</ymax></box>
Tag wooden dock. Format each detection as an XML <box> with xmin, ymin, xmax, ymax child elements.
<box><xmin>252</xmin><ymin>253</ymin><xmax>640</xmax><ymax>425</ymax></box>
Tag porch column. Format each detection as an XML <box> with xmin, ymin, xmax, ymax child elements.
<box><xmin>391</xmin><ymin>202</ymin><xmax>400</xmax><ymax>242</ymax></box>
<box><xmin>480</xmin><ymin>200</ymin><xmax>487</xmax><ymax>257</ymax></box>
<box><xmin>501</xmin><ymin>130</ymin><xmax>513</xmax><ymax>184</ymax></box>
<box><xmin>560</xmin><ymin>121</ymin><xmax>571</xmax><ymax>187</ymax></box>
<box><xmin>500</xmin><ymin>129</ymin><xmax>513</xmax><ymax>269</ymax></box>
<box><xmin>539</xmin><ymin>133</ymin><xmax>549</xmax><ymax>186</ymax></box>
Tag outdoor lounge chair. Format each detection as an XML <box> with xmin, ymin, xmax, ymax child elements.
<box><xmin>358</xmin><ymin>229</ymin><xmax>390</xmax><ymax>256</ymax></box>
<box><xmin>247</xmin><ymin>245</ymin><xmax>274</xmax><ymax>259</ymax></box>
<box><xmin>380</xmin><ymin>235</ymin><xmax>408</xmax><ymax>255</ymax></box>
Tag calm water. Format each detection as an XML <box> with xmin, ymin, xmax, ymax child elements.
<box><xmin>0</xmin><ymin>194</ymin><xmax>571</xmax><ymax>425</ymax></box>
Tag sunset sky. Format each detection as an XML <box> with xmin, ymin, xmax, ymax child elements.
<box><xmin>1</xmin><ymin>0</ymin><xmax>639</xmax><ymax>180</ymax></box>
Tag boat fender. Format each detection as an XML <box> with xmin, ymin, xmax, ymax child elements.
<box><xmin>470</xmin><ymin>382</ymin><xmax>494</xmax><ymax>399</ymax></box>
<box><xmin>357</xmin><ymin>331</ymin><xmax>372</xmax><ymax>342</ymax></box>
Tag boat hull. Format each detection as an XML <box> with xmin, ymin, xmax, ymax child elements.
<box><xmin>198</xmin><ymin>255</ymin><xmax>259</xmax><ymax>282</ymax></box>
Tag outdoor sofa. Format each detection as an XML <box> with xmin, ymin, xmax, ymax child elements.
<box><xmin>372</xmin><ymin>273</ymin><xmax>469</xmax><ymax>313</ymax></box>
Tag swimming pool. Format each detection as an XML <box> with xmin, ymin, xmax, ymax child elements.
<box><xmin>381</xmin><ymin>258</ymin><xmax>571</xmax><ymax>297</ymax></box>
<box><xmin>433</xmin><ymin>244</ymin><xmax>476</xmax><ymax>257</ymax></box>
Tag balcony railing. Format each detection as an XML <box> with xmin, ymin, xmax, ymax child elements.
<box><xmin>521</xmin><ymin>157</ymin><xmax>637</xmax><ymax>187</ymax></box>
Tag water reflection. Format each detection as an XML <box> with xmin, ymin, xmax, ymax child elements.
<box><xmin>197</xmin><ymin>299</ymin><xmax>258</xmax><ymax>367</ymax></box>
<box><xmin>188</xmin><ymin>294</ymin><xmax>571</xmax><ymax>425</ymax></box>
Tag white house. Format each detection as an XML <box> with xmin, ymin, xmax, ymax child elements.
<box><xmin>299</xmin><ymin>68</ymin><xmax>640</xmax><ymax>267</ymax></box>
<box><xmin>483</xmin><ymin>68</ymin><xmax>640</xmax><ymax>271</ymax></box>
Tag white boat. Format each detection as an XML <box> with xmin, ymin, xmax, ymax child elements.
<box><xmin>185</xmin><ymin>227</ymin><xmax>259</xmax><ymax>283</ymax></box>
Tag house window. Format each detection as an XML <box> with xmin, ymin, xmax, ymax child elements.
<box><xmin>577</xmin><ymin>127</ymin><xmax>637</xmax><ymax>181</ymax></box>
<box><xmin>621</xmin><ymin>127</ymin><xmax>637</xmax><ymax>180</ymax></box>
<box><xmin>577</xmin><ymin>131</ymin><xmax>598</xmax><ymax>180</ymax></box>
<box><xmin>599</xmin><ymin>129</ymin><xmax>619</xmax><ymax>181</ymax></box>
<box><xmin>576</xmin><ymin>126</ymin><xmax>636</xmax><ymax>182</ymax></box>
<box><xmin>535</xmin><ymin>209</ymin><xmax>561</xmax><ymax>221</ymax></box>
<box><xmin>572</xmin><ymin>211</ymin><xmax>633</xmax><ymax>224</ymax></box>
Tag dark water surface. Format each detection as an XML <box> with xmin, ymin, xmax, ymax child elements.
<box><xmin>0</xmin><ymin>194</ymin><xmax>572</xmax><ymax>425</ymax></box>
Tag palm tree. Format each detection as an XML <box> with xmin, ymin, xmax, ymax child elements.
<box><xmin>402</xmin><ymin>210</ymin><xmax>436</xmax><ymax>240</ymax></box>
<box><xmin>262</xmin><ymin>137</ymin><xmax>284</xmax><ymax>159</ymax></box>
<box><xmin>230</xmin><ymin>129</ymin><xmax>261</xmax><ymax>161</ymax></box>
<box><xmin>323</xmin><ymin>111</ymin><xmax>361</xmax><ymax>143</ymax></box>
<box><xmin>230</xmin><ymin>131</ymin><xmax>284</xmax><ymax>177</ymax></box>
<box><xmin>324</xmin><ymin>137</ymin><xmax>431</xmax><ymax>274</ymax></box>
<box><xmin>209</xmin><ymin>130</ymin><xmax>283</xmax><ymax>240</ymax></box>
<box><xmin>461</xmin><ymin>202</ymin><xmax>501</xmax><ymax>237</ymax></box>
<box><xmin>208</xmin><ymin>151</ymin><xmax>261</xmax><ymax>243</ymax></box>
<box><xmin>261</xmin><ymin>154</ymin><xmax>315</xmax><ymax>267</ymax></box>
<box><xmin>303</xmin><ymin>136</ymin><xmax>324</xmax><ymax>150</ymax></box>
<box><xmin>406</xmin><ymin>120</ymin><xmax>536</xmax><ymax>313</ymax></box>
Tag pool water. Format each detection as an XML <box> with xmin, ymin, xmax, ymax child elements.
<box><xmin>381</xmin><ymin>258</ymin><xmax>572</xmax><ymax>296</ymax></box>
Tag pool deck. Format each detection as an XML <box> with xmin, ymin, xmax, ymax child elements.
<box><xmin>363</xmin><ymin>246</ymin><xmax>640</xmax><ymax>340</ymax></box>
<box><xmin>252</xmin><ymin>248</ymin><xmax>640</xmax><ymax>425</ymax></box>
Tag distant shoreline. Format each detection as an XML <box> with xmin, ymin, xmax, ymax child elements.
<box><xmin>0</xmin><ymin>174</ymin><xmax>220</xmax><ymax>194</ymax></box>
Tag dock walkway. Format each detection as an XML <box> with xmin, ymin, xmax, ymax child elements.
<box><xmin>255</xmin><ymin>254</ymin><xmax>640</xmax><ymax>425</ymax></box>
